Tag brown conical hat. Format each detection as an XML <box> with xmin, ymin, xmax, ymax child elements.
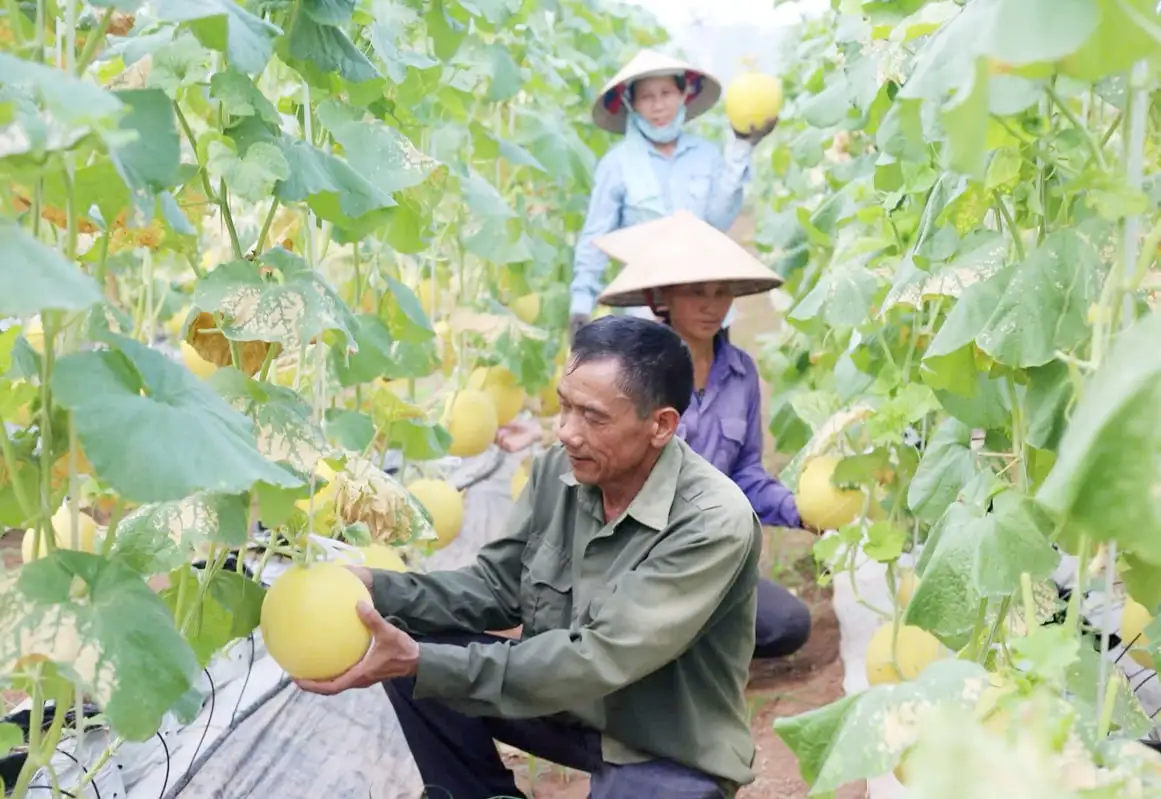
<box><xmin>594</xmin><ymin>211</ymin><xmax>783</xmax><ymax>308</ymax></box>
<box><xmin>592</xmin><ymin>49</ymin><xmax>722</xmax><ymax>135</ymax></box>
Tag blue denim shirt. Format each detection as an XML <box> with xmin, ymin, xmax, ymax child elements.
<box><xmin>678</xmin><ymin>336</ymin><xmax>801</xmax><ymax>528</ymax></box>
<box><xmin>570</xmin><ymin>133</ymin><xmax>754</xmax><ymax>317</ymax></box>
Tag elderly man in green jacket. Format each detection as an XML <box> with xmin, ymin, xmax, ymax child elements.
<box><xmin>296</xmin><ymin>315</ymin><xmax>763</xmax><ymax>799</ymax></box>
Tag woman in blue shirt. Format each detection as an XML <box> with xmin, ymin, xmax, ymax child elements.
<box><xmin>593</xmin><ymin>210</ymin><xmax>812</xmax><ymax>662</ymax></box>
<box><xmin>569</xmin><ymin>50</ymin><xmax>777</xmax><ymax>343</ymax></box>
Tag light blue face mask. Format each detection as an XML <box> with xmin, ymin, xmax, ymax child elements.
<box><xmin>629</xmin><ymin>103</ymin><xmax>687</xmax><ymax>145</ymax></box>
<box><xmin>623</xmin><ymin>85</ymin><xmax>687</xmax><ymax>145</ymax></box>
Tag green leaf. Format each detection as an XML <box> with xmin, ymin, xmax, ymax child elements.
<box><xmin>210</xmin><ymin>68</ymin><xmax>280</xmax><ymax>126</ymax></box>
<box><xmin>229</xmin><ymin>117</ymin><xmax>397</xmax><ymax>224</ymax></box>
<box><xmin>988</xmin><ymin>0</ymin><xmax>1100</xmax><ymax>66</ymax></box>
<box><xmin>0</xmin><ymin>223</ymin><xmax>103</xmax><ymax>315</ymax></box>
<box><xmin>206</xmin><ymin>140</ymin><xmax>290</xmax><ymax>203</ymax></box>
<box><xmin>907</xmin><ymin>418</ymin><xmax>978</xmax><ymax>524</ymax></box>
<box><xmin>774</xmin><ymin>660</ymin><xmax>989</xmax><ymax>793</ymax></box>
<box><xmin>302</xmin><ymin>0</ymin><xmax>355</xmax><ymax>25</ymax></box>
<box><xmin>789</xmin><ymin>259</ymin><xmax>881</xmax><ymax>327</ymax></box>
<box><xmin>285</xmin><ymin>14</ymin><xmax>379</xmax><ymax>85</ymax></box>
<box><xmin>116</xmin><ymin>491</ymin><xmax>250</xmax><ymax>569</ymax></box>
<box><xmin>0</xmin><ymin>722</ymin><xmax>20</xmax><ymax>756</ymax></box>
<box><xmin>193</xmin><ymin>247</ymin><xmax>359</xmax><ymax>351</ymax></box>
<box><xmin>483</xmin><ymin>43</ymin><xmax>523</xmax><ymax>102</ymax></box>
<box><xmin>109</xmin><ymin>89</ymin><xmax>181</xmax><ymax>199</ymax></box>
<box><xmin>153</xmin><ymin>0</ymin><xmax>282</xmax><ymax>75</ymax></box>
<box><xmin>160</xmin><ymin>566</ymin><xmax>264</xmax><ymax>666</ymax></box>
<box><xmin>1060</xmin><ymin>0</ymin><xmax>1161</xmax><ymax>81</ymax></box>
<box><xmin>15</xmin><ymin>553</ymin><xmax>201</xmax><ymax>741</ymax></box>
<box><xmin>427</xmin><ymin>0</ymin><xmax>466</xmax><ymax>61</ymax></box>
<box><xmin>1037</xmin><ymin>311</ymin><xmax>1161</xmax><ymax>564</ymax></box>
<box><xmin>942</xmin><ymin>57</ymin><xmax>989</xmax><ymax>179</ymax></box>
<box><xmin>330</xmin><ymin>314</ymin><xmax>394</xmax><ymax>386</ymax></box>
<box><xmin>1024</xmin><ymin>360</ymin><xmax>1074</xmax><ymax>451</ymax></box>
<box><xmin>386</xmin><ymin>420</ymin><xmax>452</xmax><ymax>461</ymax></box>
<box><xmin>50</xmin><ymin>336</ymin><xmax>300</xmax><ymax>503</ymax></box>
<box><xmin>210</xmin><ymin>372</ymin><xmax>329</xmax><ymax>476</ymax></box>
<box><xmin>934</xmin><ymin>371</ymin><xmax>1011</xmax><ymax>429</ymax></box>
<box><xmin>864</xmin><ymin>520</ymin><xmax>907</xmax><ymax>562</ymax></box>
<box><xmin>971</xmin><ymin>491</ymin><xmax>1060</xmax><ymax>597</ymax></box>
<box><xmin>316</xmin><ymin>100</ymin><xmax>442</xmax><ymax>194</ymax></box>
<box><xmin>324</xmin><ymin>408</ymin><xmax>375</xmax><ymax>451</ymax></box>
<box><xmin>0</xmin><ymin>53</ymin><xmax>124</xmax><ymax>152</ymax></box>
<box><xmin>772</xmin><ymin>694</ymin><xmax>860</xmax><ymax>787</ymax></box>
<box><xmin>905</xmin><ymin>503</ymin><xmax>985</xmax><ymax>646</ymax></box>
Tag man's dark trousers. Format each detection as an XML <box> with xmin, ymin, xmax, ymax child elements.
<box><xmin>384</xmin><ymin>632</ymin><xmax>730</xmax><ymax>799</ymax></box>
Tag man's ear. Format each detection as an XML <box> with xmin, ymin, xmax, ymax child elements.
<box><xmin>652</xmin><ymin>407</ymin><xmax>682</xmax><ymax>446</ymax></box>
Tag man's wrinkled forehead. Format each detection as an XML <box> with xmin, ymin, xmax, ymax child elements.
<box><xmin>560</xmin><ymin>356</ymin><xmax>633</xmax><ymax>414</ymax></box>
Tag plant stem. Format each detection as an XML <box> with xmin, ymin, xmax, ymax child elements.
<box><xmin>254</xmin><ymin>198</ymin><xmax>280</xmax><ymax>255</ymax></box>
<box><xmin>1045</xmin><ymin>84</ymin><xmax>1108</xmax><ymax>171</ymax></box>
<box><xmin>218</xmin><ymin>179</ymin><xmax>243</xmax><ymax>260</ymax></box>
<box><xmin>74</xmin><ymin>6</ymin><xmax>113</xmax><ymax>74</ymax></box>
<box><xmin>993</xmin><ymin>192</ymin><xmax>1024</xmax><ymax>260</ymax></box>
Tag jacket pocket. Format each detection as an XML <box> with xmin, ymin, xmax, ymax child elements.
<box><xmin>520</xmin><ymin>539</ymin><xmax>573</xmax><ymax>636</ymax></box>
<box><xmin>718</xmin><ymin>417</ymin><xmax>748</xmax><ymax>466</ymax></box>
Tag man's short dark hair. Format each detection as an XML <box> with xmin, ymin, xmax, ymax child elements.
<box><xmin>569</xmin><ymin>316</ymin><xmax>693</xmax><ymax>418</ymax></box>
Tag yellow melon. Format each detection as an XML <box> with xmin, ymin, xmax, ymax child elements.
<box><xmin>406</xmin><ymin>478</ymin><xmax>464</xmax><ymax>549</ymax></box>
<box><xmin>795</xmin><ymin>455</ymin><xmax>865</xmax><ymax>531</ymax></box>
<box><xmin>724</xmin><ymin>72</ymin><xmax>784</xmax><ymax>133</ymax></box>
<box><xmin>865</xmin><ymin>622</ymin><xmax>945</xmax><ymax>686</ymax></box>
<box><xmin>467</xmin><ymin>366</ymin><xmax>525</xmax><ymax>427</ymax></box>
<box><xmin>259</xmin><ymin>562</ymin><xmax>373</xmax><ymax>680</ymax></box>
<box><xmin>442</xmin><ymin>388</ymin><xmax>499</xmax><ymax>458</ymax></box>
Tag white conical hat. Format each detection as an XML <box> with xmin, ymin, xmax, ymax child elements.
<box><xmin>594</xmin><ymin>211</ymin><xmax>783</xmax><ymax>308</ymax></box>
<box><xmin>592</xmin><ymin>49</ymin><xmax>722</xmax><ymax>135</ymax></box>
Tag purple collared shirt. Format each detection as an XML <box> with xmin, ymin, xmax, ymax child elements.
<box><xmin>677</xmin><ymin>337</ymin><xmax>801</xmax><ymax>528</ymax></box>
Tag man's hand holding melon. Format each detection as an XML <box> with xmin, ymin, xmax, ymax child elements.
<box><xmin>725</xmin><ymin>71</ymin><xmax>783</xmax><ymax>144</ymax></box>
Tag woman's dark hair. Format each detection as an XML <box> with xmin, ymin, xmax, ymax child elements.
<box><xmin>569</xmin><ymin>316</ymin><xmax>693</xmax><ymax>417</ymax></box>
<box><xmin>626</xmin><ymin>74</ymin><xmax>686</xmax><ymax>103</ymax></box>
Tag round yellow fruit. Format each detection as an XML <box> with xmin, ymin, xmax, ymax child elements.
<box><xmin>180</xmin><ymin>340</ymin><xmax>218</xmax><ymax>379</ymax></box>
<box><xmin>896</xmin><ymin>568</ymin><xmax>919</xmax><ymax>609</ymax></box>
<box><xmin>406</xmin><ymin>478</ymin><xmax>464</xmax><ymax>549</ymax></box>
<box><xmin>865</xmin><ymin>622</ymin><xmax>944</xmax><ymax>686</ymax></box>
<box><xmin>442</xmin><ymin>388</ymin><xmax>499</xmax><ymax>458</ymax></box>
<box><xmin>511</xmin><ymin>461</ymin><xmax>530</xmax><ymax>501</ymax></box>
<box><xmin>356</xmin><ymin>543</ymin><xmax>408</xmax><ymax>572</ymax></box>
<box><xmin>1120</xmin><ymin>596</ymin><xmax>1155</xmax><ymax>669</ymax></box>
<box><xmin>795</xmin><ymin>455</ymin><xmax>865</xmax><ymax>531</ymax></box>
<box><xmin>510</xmin><ymin>293</ymin><xmax>541</xmax><ymax>325</ymax></box>
<box><xmin>259</xmin><ymin>562</ymin><xmax>373</xmax><ymax>681</ymax></box>
<box><xmin>21</xmin><ymin>505</ymin><xmax>100</xmax><ymax>563</ymax></box>
<box><xmin>467</xmin><ymin>366</ymin><xmax>525</xmax><ymax>427</ymax></box>
<box><xmin>724</xmin><ymin>72</ymin><xmax>784</xmax><ymax>134</ymax></box>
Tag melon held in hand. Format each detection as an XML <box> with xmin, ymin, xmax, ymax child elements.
<box><xmin>260</xmin><ymin>561</ymin><xmax>373</xmax><ymax>681</ymax></box>
<box><xmin>724</xmin><ymin>72</ymin><xmax>783</xmax><ymax>134</ymax></box>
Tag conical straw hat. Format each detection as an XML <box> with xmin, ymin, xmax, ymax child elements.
<box><xmin>595</xmin><ymin>211</ymin><xmax>783</xmax><ymax>308</ymax></box>
<box><xmin>592</xmin><ymin>49</ymin><xmax>722</xmax><ymax>135</ymax></box>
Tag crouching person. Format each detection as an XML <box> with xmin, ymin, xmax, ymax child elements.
<box><xmin>295</xmin><ymin>315</ymin><xmax>762</xmax><ymax>799</ymax></box>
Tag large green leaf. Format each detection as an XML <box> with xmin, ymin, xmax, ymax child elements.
<box><xmin>153</xmin><ymin>0</ymin><xmax>282</xmax><ymax>75</ymax></box>
<box><xmin>0</xmin><ymin>224</ymin><xmax>103</xmax><ymax>315</ymax></box>
<box><xmin>113</xmin><ymin>492</ymin><xmax>250</xmax><ymax>574</ymax></box>
<box><xmin>12</xmin><ymin>554</ymin><xmax>201</xmax><ymax>741</ymax></box>
<box><xmin>108</xmin><ymin>89</ymin><xmax>181</xmax><ymax>200</ymax></box>
<box><xmin>50</xmin><ymin>335</ymin><xmax>300</xmax><ymax>503</ymax></box>
<box><xmin>1037</xmin><ymin>311</ymin><xmax>1161</xmax><ymax>564</ymax></box>
<box><xmin>774</xmin><ymin>659</ymin><xmax>989</xmax><ymax>794</ymax></box>
<box><xmin>316</xmin><ymin>100</ymin><xmax>442</xmax><ymax>194</ymax></box>
<box><xmin>907</xmin><ymin>418</ymin><xmax>979</xmax><ymax>524</ymax></box>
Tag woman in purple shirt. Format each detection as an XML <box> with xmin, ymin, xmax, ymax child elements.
<box><xmin>592</xmin><ymin>210</ymin><xmax>812</xmax><ymax>663</ymax></box>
